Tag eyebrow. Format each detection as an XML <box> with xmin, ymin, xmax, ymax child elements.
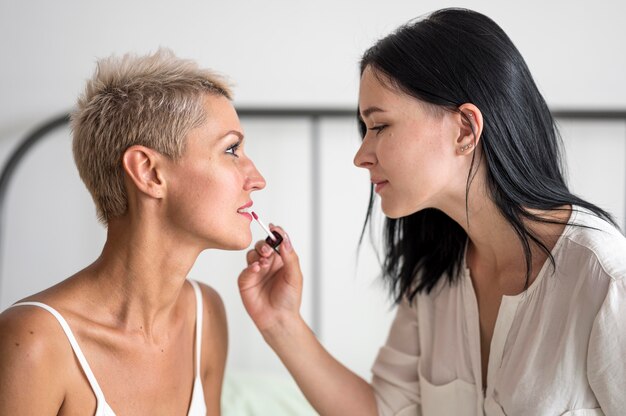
<box><xmin>360</xmin><ymin>106</ymin><xmax>386</xmax><ymax>119</ymax></box>
<box><xmin>221</xmin><ymin>130</ymin><xmax>244</xmax><ymax>141</ymax></box>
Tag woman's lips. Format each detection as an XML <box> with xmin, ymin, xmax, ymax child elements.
<box><xmin>238</xmin><ymin>211</ymin><xmax>253</xmax><ymax>221</ymax></box>
<box><xmin>373</xmin><ymin>180</ymin><xmax>388</xmax><ymax>193</ymax></box>
<box><xmin>237</xmin><ymin>201</ymin><xmax>253</xmax><ymax>220</ymax></box>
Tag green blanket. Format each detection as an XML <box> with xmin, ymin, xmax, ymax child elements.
<box><xmin>222</xmin><ymin>372</ymin><xmax>318</xmax><ymax>416</ymax></box>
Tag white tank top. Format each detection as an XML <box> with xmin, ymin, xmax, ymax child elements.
<box><xmin>10</xmin><ymin>279</ymin><xmax>208</xmax><ymax>415</ymax></box>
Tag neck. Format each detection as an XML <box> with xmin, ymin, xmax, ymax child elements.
<box><xmin>437</xmin><ymin>168</ymin><xmax>569</xmax><ymax>292</ymax></box>
<box><xmin>84</xmin><ymin>214</ymin><xmax>201</xmax><ymax>339</ymax></box>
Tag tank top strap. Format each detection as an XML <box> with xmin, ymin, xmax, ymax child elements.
<box><xmin>10</xmin><ymin>301</ymin><xmax>108</xmax><ymax>400</ymax></box>
<box><xmin>188</xmin><ymin>280</ymin><xmax>203</xmax><ymax>377</ymax></box>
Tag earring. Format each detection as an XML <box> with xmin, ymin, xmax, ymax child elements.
<box><xmin>460</xmin><ymin>143</ymin><xmax>474</xmax><ymax>152</ymax></box>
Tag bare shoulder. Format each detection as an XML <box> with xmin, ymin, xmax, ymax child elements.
<box><xmin>0</xmin><ymin>304</ymin><xmax>71</xmax><ymax>363</ymax></box>
<box><xmin>184</xmin><ymin>280</ymin><xmax>227</xmax><ymax>351</ymax></box>
<box><xmin>200</xmin><ymin>283</ymin><xmax>228</xmax><ymax>373</ymax></box>
<box><xmin>188</xmin><ymin>280</ymin><xmax>227</xmax><ymax>412</ymax></box>
<box><xmin>0</xmin><ymin>305</ymin><xmax>72</xmax><ymax>413</ymax></box>
<box><xmin>196</xmin><ymin>281</ymin><xmax>226</xmax><ymax>318</ymax></box>
<box><xmin>194</xmin><ymin>281</ymin><xmax>228</xmax><ymax>344</ymax></box>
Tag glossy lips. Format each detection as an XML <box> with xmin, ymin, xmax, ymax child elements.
<box><xmin>237</xmin><ymin>200</ymin><xmax>253</xmax><ymax>220</ymax></box>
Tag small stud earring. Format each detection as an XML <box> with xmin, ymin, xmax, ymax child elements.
<box><xmin>460</xmin><ymin>143</ymin><xmax>474</xmax><ymax>152</ymax></box>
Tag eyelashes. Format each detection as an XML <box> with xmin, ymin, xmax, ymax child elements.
<box><xmin>369</xmin><ymin>125</ymin><xmax>387</xmax><ymax>136</ymax></box>
<box><xmin>226</xmin><ymin>140</ymin><xmax>242</xmax><ymax>157</ymax></box>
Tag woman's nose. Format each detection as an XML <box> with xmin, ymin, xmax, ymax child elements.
<box><xmin>245</xmin><ymin>159</ymin><xmax>266</xmax><ymax>191</ymax></box>
<box><xmin>353</xmin><ymin>137</ymin><xmax>376</xmax><ymax>169</ymax></box>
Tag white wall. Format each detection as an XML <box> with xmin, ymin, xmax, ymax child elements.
<box><xmin>1</xmin><ymin>0</ymin><xmax>625</xmax><ymax>381</ymax></box>
<box><xmin>559</xmin><ymin>120</ymin><xmax>626</xmax><ymax>229</ymax></box>
<box><xmin>1</xmin><ymin>0</ymin><xmax>625</xmax><ymax>132</ymax></box>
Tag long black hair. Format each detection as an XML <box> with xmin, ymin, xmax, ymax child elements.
<box><xmin>358</xmin><ymin>8</ymin><xmax>617</xmax><ymax>303</ymax></box>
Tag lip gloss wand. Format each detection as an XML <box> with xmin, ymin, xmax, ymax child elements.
<box><xmin>251</xmin><ymin>211</ymin><xmax>283</xmax><ymax>252</ymax></box>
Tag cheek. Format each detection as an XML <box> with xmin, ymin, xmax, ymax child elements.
<box><xmin>378</xmin><ymin>135</ymin><xmax>424</xmax><ymax>179</ymax></box>
<box><xmin>377</xmin><ymin>135</ymin><xmax>405</xmax><ymax>168</ymax></box>
<box><xmin>200</xmin><ymin>168</ymin><xmax>242</xmax><ymax>205</ymax></box>
<box><xmin>169</xmin><ymin>163</ymin><xmax>238</xmax><ymax>210</ymax></box>
<box><xmin>382</xmin><ymin>132</ymin><xmax>453</xmax><ymax>193</ymax></box>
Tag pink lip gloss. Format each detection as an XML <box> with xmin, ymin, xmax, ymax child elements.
<box><xmin>252</xmin><ymin>211</ymin><xmax>283</xmax><ymax>251</ymax></box>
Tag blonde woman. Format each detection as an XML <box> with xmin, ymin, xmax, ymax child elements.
<box><xmin>0</xmin><ymin>49</ymin><xmax>265</xmax><ymax>415</ymax></box>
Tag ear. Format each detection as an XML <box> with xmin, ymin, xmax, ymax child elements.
<box><xmin>121</xmin><ymin>145</ymin><xmax>166</xmax><ymax>199</ymax></box>
<box><xmin>455</xmin><ymin>103</ymin><xmax>483</xmax><ymax>155</ymax></box>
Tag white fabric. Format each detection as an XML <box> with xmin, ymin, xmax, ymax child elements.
<box><xmin>371</xmin><ymin>208</ymin><xmax>626</xmax><ymax>416</ymax></box>
<box><xmin>10</xmin><ymin>279</ymin><xmax>207</xmax><ymax>415</ymax></box>
<box><xmin>188</xmin><ymin>279</ymin><xmax>208</xmax><ymax>416</ymax></box>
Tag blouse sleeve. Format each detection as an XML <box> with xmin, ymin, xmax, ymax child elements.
<box><xmin>371</xmin><ymin>296</ymin><xmax>422</xmax><ymax>416</ymax></box>
<box><xmin>587</xmin><ymin>277</ymin><xmax>626</xmax><ymax>416</ymax></box>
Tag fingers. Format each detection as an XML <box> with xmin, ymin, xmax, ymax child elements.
<box><xmin>267</xmin><ymin>226</ymin><xmax>302</xmax><ymax>289</ymax></box>
<box><xmin>251</xmin><ymin>225</ymin><xmax>292</xmax><ymax>260</ymax></box>
<box><xmin>242</xmin><ymin>242</ymin><xmax>280</xmax><ymax>276</ymax></box>
<box><xmin>254</xmin><ymin>239</ymin><xmax>275</xmax><ymax>258</ymax></box>
<box><xmin>238</xmin><ymin>258</ymin><xmax>261</xmax><ymax>287</ymax></box>
<box><xmin>242</xmin><ymin>225</ymin><xmax>296</xmax><ymax>280</ymax></box>
<box><xmin>238</xmin><ymin>255</ymin><xmax>271</xmax><ymax>291</ymax></box>
<box><xmin>246</xmin><ymin>248</ymin><xmax>260</xmax><ymax>265</ymax></box>
<box><xmin>246</xmin><ymin>234</ymin><xmax>279</xmax><ymax>264</ymax></box>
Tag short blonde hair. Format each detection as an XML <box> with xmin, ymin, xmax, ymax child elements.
<box><xmin>71</xmin><ymin>48</ymin><xmax>232</xmax><ymax>224</ymax></box>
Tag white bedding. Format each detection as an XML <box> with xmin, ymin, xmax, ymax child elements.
<box><xmin>222</xmin><ymin>371</ymin><xmax>318</xmax><ymax>415</ymax></box>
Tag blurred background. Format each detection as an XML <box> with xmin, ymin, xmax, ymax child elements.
<box><xmin>1</xmin><ymin>0</ymin><xmax>625</xmax><ymax>413</ymax></box>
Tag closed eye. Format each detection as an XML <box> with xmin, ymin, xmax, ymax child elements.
<box><xmin>369</xmin><ymin>125</ymin><xmax>387</xmax><ymax>136</ymax></box>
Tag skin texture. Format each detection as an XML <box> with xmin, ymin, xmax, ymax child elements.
<box><xmin>238</xmin><ymin>65</ymin><xmax>571</xmax><ymax>415</ymax></box>
<box><xmin>0</xmin><ymin>93</ymin><xmax>265</xmax><ymax>415</ymax></box>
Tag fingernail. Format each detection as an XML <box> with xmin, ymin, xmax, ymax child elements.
<box><xmin>261</xmin><ymin>245</ymin><xmax>271</xmax><ymax>255</ymax></box>
<box><xmin>282</xmin><ymin>233</ymin><xmax>292</xmax><ymax>252</ymax></box>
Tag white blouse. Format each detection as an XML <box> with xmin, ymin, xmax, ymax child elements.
<box><xmin>371</xmin><ymin>208</ymin><xmax>626</xmax><ymax>416</ymax></box>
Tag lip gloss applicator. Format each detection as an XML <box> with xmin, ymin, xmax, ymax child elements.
<box><xmin>251</xmin><ymin>211</ymin><xmax>283</xmax><ymax>252</ymax></box>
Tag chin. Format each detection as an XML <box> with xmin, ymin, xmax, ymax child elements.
<box><xmin>213</xmin><ymin>241</ymin><xmax>249</xmax><ymax>251</ymax></box>
<box><xmin>222</xmin><ymin>235</ymin><xmax>252</xmax><ymax>251</ymax></box>
<box><xmin>381</xmin><ymin>201</ymin><xmax>410</xmax><ymax>219</ymax></box>
<box><xmin>207</xmin><ymin>229</ymin><xmax>252</xmax><ymax>251</ymax></box>
<box><xmin>381</xmin><ymin>196</ymin><xmax>430</xmax><ymax>219</ymax></box>
<box><xmin>383</xmin><ymin>210</ymin><xmax>404</xmax><ymax>219</ymax></box>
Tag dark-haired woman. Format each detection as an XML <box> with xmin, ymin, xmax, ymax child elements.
<box><xmin>238</xmin><ymin>8</ymin><xmax>626</xmax><ymax>416</ymax></box>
